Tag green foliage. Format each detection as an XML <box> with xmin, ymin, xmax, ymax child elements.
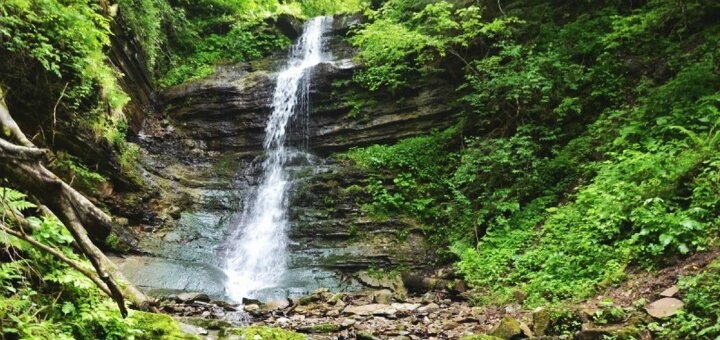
<box><xmin>0</xmin><ymin>0</ymin><xmax>131</xmax><ymax>150</ymax></box>
<box><xmin>224</xmin><ymin>326</ymin><xmax>305</xmax><ymax>339</ymax></box>
<box><xmin>53</xmin><ymin>154</ymin><xmax>107</xmax><ymax>194</ymax></box>
<box><xmin>117</xmin><ymin>0</ymin><xmax>168</xmax><ymax>69</ymax></box>
<box><xmin>351</xmin><ymin>0</ymin><xmax>523</xmax><ymax>91</ymax></box>
<box><xmin>344</xmin><ymin>0</ymin><xmax>720</xmax><ymax>315</ymax></box>
<box><xmin>0</xmin><ymin>186</ymin><xmax>188</xmax><ymax>338</ymax></box>
<box><xmin>148</xmin><ymin>0</ymin><xmax>368</xmax><ymax>87</ymax></box>
<box><xmin>118</xmin><ymin>142</ymin><xmax>143</xmax><ymax>184</ymax></box>
<box><xmin>129</xmin><ymin>310</ymin><xmax>198</xmax><ymax>339</ymax></box>
<box><xmin>0</xmin><ymin>187</ymin><xmax>37</xmax><ymax>213</ymax></box>
<box><xmin>299</xmin><ymin>0</ymin><xmax>366</xmax><ymax>17</ymax></box>
<box><xmin>158</xmin><ymin>19</ymin><xmax>290</xmax><ymax>87</ymax></box>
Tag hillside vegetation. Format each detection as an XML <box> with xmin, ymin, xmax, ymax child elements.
<box><xmin>344</xmin><ymin>0</ymin><xmax>720</xmax><ymax>337</ymax></box>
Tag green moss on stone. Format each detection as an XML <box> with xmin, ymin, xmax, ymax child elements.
<box><xmin>461</xmin><ymin>335</ymin><xmax>504</xmax><ymax>340</ymax></box>
<box><xmin>223</xmin><ymin>326</ymin><xmax>305</xmax><ymax>339</ymax></box>
<box><xmin>129</xmin><ymin>311</ymin><xmax>198</xmax><ymax>339</ymax></box>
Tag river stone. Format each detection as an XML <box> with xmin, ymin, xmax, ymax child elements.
<box><xmin>372</xmin><ymin>289</ymin><xmax>393</xmax><ymax>304</ymax></box>
<box><xmin>340</xmin><ymin>318</ymin><xmax>356</xmax><ymax>328</ymax></box>
<box><xmin>261</xmin><ymin>299</ymin><xmax>291</xmax><ymax>311</ymax></box>
<box><xmin>645</xmin><ymin>298</ymin><xmax>684</xmax><ymax>318</ymax></box>
<box><xmin>489</xmin><ymin>316</ymin><xmax>522</xmax><ymax>339</ymax></box>
<box><xmin>532</xmin><ymin>308</ymin><xmax>550</xmax><ymax>336</ymax></box>
<box><xmin>298</xmin><ymin>323</ymin><xmax>340</xmax><ymax>333</ymax></box>
<box><xmin>244</xmin><ymin>304</ymin><xmax>260</xmax><ymax>313</ymax></box>
<box><xmin>343</xmin><ymin>304</ymin><xmax>397</xmax><ymax>316</ymax></box>
<box><xmin>177</xmin><ymin>292</ymin><xmax>210</xmax><ymax>302</ymax></box>
<box><xmin>391</xmin><ymin>303</ymin><xmax>421</xmax><ymax>312</ymax></box>
<box><xmin>660</xmin><ymin>286</ymin><xmax>679</xmax><ymax>297</ymax></box>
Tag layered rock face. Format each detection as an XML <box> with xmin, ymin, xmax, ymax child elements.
<box><xmin>158</xmin><ymin>16</ymin><xmax>457</xmax><ymax>156</ymax></box>
<box><xmin>119</xmin><ymin>14</ymin><xmax>448</xmax><ymax>300</ymax></box>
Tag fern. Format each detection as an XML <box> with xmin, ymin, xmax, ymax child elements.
<box><xmin>0</xmin><ymin>187</ymin><xmax>37</xmax><ymax>213</ymax></box>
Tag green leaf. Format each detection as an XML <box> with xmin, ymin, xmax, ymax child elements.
<box><xmin>61</xmin><ymin>301</ymin><xmax>76</xmax><ymax>315</ymax></box>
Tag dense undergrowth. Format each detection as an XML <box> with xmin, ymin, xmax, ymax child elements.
<box><xmin>0</xmin><ymin>187</ymin><xmax>188</xmax><ymax>338</ymax></box>
<box><xmin>343</xmin><ymin>0</ymin><xmax>720</xmax><ymax>332</ymax></box>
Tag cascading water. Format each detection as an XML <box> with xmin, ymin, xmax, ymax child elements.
<box><xmin>223</xmin><ymin>16</ymin><xmax>332</xmax><ymax>302</ymax></box>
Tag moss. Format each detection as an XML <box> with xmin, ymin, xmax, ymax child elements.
<box><xmin>177</xmin><ymin>316</ymin><xmax>232</xmax><ymax>330</ymax></box>
<box><xmin>489</xmin><ymin>316</ymin><xmax>521</xmax><ymax>339</ymax></box>
<box><xmin>301</xmin><ymin>323</ymin><xmax>340</xmax><ymax>333</ymax></box>
<box><xmin>105</xmin><ymin>232</ymin><xmax>120</xmax><ymax>249</ymax></box>
<box><xmin>222</xmin><ymin>326</ymin><xmax>305</xmax><ymax>339</ymax></box>
<box><xmin>129</xmin><ymin>311</ymin><xmax>198</xmax><ymax>339</ymax></box>
<box><xmin>298</xmin><ymin>295</ymin><xmax>319</xmax><ymax>305</ymax></box>
<box><xmin>461</xmin><ymin>335</ymin><xmax>504</xmax><ymax>340</ymax></box>
<box><xmin>105</xmin><ymin>231</ymin><xmax>131</xmax><ymax>253</ymax></box>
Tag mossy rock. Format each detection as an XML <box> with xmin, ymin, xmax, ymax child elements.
<box><xmin>298</xmin><ymin>323</ymin><xmax>340</xmax><ymax>333</ymax></box>
<box><xmin>129</xmin><ymin>311</ymin><xmax>199</xmax><ymax>340</ymax></box>
<box><xmin>489</xmin><ymin>316</ymin><xmax>522</xmax><ymax>339</ymax></box>
<box><xmin>222</xmin><ymin>326</ymin><xmax>306</xmax><ymax>339</ymax></box>
<box><xmin>177</xmin><ymin>316</ymin><xmax>233</xmax><ymax>330</ymax></box>
<box><xmin>461</xmin><ymin>335</ymin><xmax>504</xmax><ymax>340</ymax></box>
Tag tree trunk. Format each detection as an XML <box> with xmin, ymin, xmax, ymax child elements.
<box><xmin>0</xmin><ymin>88</ymin><xmax>152</xmax><ymax>313</ymax></box>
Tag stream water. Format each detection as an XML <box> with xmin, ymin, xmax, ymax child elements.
<box><xmin>222</xmin><ymin>16</ymin><xmax>333</xmax><ymax>302</ymax></box>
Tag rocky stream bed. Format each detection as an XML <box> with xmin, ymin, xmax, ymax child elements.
<box><xmin>145</xmin><ymin>251</ymin><xmax>720</xmax><ymax>340</ymax></box>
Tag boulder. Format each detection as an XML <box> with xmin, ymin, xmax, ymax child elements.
<box><xmin>532</xmin><ymin>308</ymin><xmax>550</xmax><ymax>336</ymax></box>
<box><xmin>372</xmin><ymin>289</ymin><xmax>394</xmax><ymax>304</ymax></box>
<box><xmin>489</xmin><ymin>316</ymin><xmax>522</xmax><ymax>339</ymax></box>
<box><xmin>177</xmin><ymin>292</ymin><xmax>210</xmax><ymax>303</ymax></box>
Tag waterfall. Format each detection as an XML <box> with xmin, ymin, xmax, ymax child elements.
<box><xmin>223</xmin><ymin>16</ymin><xmax>332</xmax><ymax>302</ymax></box>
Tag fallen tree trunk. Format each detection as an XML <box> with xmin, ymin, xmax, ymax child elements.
<box><xmin>0</xmin><ymin>88</ymin><xmax>151</xmax><ymax>313</ymax></box>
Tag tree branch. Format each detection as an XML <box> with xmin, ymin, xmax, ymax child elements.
<box><xmin>0</xmin><ymin>220</ymin><xmax>114</xmax><ymax>299</ymax></box>
<box><xmin>0</xmin><ymin>87</ymin><xmax>34</xmax><ymax>147</ymax></box>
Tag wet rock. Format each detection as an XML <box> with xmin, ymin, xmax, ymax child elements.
<box><xmin>645</xmin><ymin>298</ymin><xmax>684</xmax><ymax>318</ymax></box>
<box><xmin>489</xmin><ymin>316</ymin><xmax>522</xmax><ymax>339</ymax></box>
<box><xmin>177</xmin><ymin>292</ymin><xmax>210</xmax><ymax>303</ymax></box>
<box><xmin>244</xmin><ymin>304</ymin><xmax>260</xmax><ymax>313</ymax></box>
<box><xmin>261</xmin><ymin>299</ymin><xmax>291</xmax><ymax>312</ymax></box>
<box><xmin>242</xmin><ymin>298</ymin><xmax>262</xmax><ymax>305</ymax></box>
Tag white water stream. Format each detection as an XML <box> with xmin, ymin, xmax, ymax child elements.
<box><xmin>223</xmin><ymin>17</ymin><xmax>332</xmax><ymax>302</ymax></box>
